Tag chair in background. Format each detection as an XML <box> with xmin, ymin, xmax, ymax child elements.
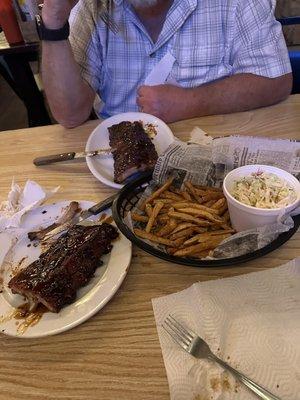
<box><xmin>278</xmin><ymin>16</ymin><xmax>300</xmax><ymax>94</ymax></box>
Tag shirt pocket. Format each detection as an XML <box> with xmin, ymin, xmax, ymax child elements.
<box><xmin>172</xmin><ymin>44</ymin><xmax>225</xmax><ymax>84</ymax></box>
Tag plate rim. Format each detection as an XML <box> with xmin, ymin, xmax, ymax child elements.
<box><xmin>85</xmin><ymin>112</ymin><xmax>175</xmax><ymax>189</ymax></box>
<box><xmin>0</xmin><ymin>200</ymin><xmax>132</xmax><ymax>338</ymax></box>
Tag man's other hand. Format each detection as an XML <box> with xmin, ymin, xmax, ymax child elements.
<box><xmin>137</xmin><ymin>84</ymin><xmax>187</xmax><ymax>123</ymax></box>
<box><xmin>42</xmin><ymin>0</ymin><xmax>79</xmax><ymax>29</ymax></box>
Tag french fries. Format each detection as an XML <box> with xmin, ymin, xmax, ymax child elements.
<box><xmin>134</xmin><ymin>229</ymin><xmax>174</xmax><ymax>246</ymax></box>
<box><xmin>173</xmin><ymin>202</ymin><xmax>219</xmax><ymax>215</ymax></box>
<box><xmin>176</xmin><ymin>208</ymin><xmax>224</xmax><ymax>224</ymax></box>
<box><xmin>184</xmin><ymin>182</ymin><xmax>203</xmax><ymax>203</ymax></box>
<box><xmin>140</xmin><ymin>176</ymin><xmax>174</xmax><ymax>210</ymax></box>
<box><xmin>160</xmin><ymin>191</ymin><xmax>185</xmax><ymax>201</ymax></box>
<box><xmin>172</xmin><ymin>222</ymin><xmax>198</xmax><ymax>233</ymax></box>
<box><xmin>173</xmin><ymin>235</ymin><xmax>229</xmax><ymax>257</ymax></box>
<box><xmin>168</xmin><ymin>211</ymin><xmax>212</xmax><ymax>227</ymax></box>
<box><xmin>157</xmin><ymin>218</ymin><xmax>177</xmax><ymax>237</ymax></box>
<box><xmin>146</xmin><ymin>202</ymin><xmax>164</xmax><ymax>233</ymax></box>
<box><xmin>182</xmin><ymin>191</ymin><xmax>192</xmax><ymax>201</ymax></box>
<box><xmin>145</xmin><ymin>204</ymin><xmax>153</xmax><ymax>218</ymax></box>
<box><xmin>132</xmin><ymin>213</ymin><xmax>148</xmax><ymax>223</ymax></box>
<box><xmin>133</xmin><ymin>180</ymin><xmax>234</xmax><ymax>259</ymax></box>
<box><xmin>170</xmin><ymin>227</ymin><xmax>195</xmax><ymax>240</ymax></box>
<box><xmin>211</xmin><ymin>198</ymin><xmax>226</xmax><ymax>210</ymax></box>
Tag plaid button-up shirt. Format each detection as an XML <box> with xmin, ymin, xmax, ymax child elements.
<box><xmin>69</xmin><ymin>0</ymin><xmax>291</xmax><ymax>118</ymax></box>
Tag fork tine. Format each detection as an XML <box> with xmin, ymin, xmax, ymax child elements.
<box><xmin>162</xmin><ymin>321</ymin><xmax>190</xmax><ymax>350</ymax></box>
<box><xmin>168</xmin><ymin>315</ymin><xmax>194</xmax><ymax>341</ymax></box>
<box><xmin>164</xmin><ymin>317</ymin><xmax>191</xmax><ymax>346</ymax></box>
<box><xmin>165</xmin><ymin>316</ymin><xmax>192</xmax><ymax>343</ymax></box>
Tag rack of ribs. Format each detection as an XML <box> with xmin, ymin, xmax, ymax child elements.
<box><xmin>108</xmin><ymin>121</ymin><xmax>158</xmax><ymax>183</ymax></box>
<box><xmin>8</xmin><ymin>223</ymin><xmax>119</xmax><ymax>313</ymax></box>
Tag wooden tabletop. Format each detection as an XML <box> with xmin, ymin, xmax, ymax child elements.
<box><xmin>0</xmin><ymin>95</ymin><xmax>299</xmax><ymax>400</ymax></box>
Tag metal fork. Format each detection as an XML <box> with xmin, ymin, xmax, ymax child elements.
<box><xmin>163</xmin><ymin>315</ymin><xmax>282</xmax><ymax>400</ymax></box>
<box><xmin>100</xmin><ymin>0</ymin><xmax>119</xmax><ymax>34</ymax></box>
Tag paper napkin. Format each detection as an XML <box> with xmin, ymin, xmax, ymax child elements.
<box><xmin>152</xmin><ymin>258</ymin><xmax>300</xmax><ymax>400</ymax></box>
<box><xmin>144</xmin><ymin>52</ymin><xmax>176</xmax><ymax>86</ymax></box>
<box><xmin>0</xmin><ymin>180</ymin><xmax>59</xmax><ymax>230</ymax></box>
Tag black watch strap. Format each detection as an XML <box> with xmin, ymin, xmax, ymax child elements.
<box><xmin>35</xmin><ymin>15</ymin><xmax>70</xmax><ymax>41</ymax></box>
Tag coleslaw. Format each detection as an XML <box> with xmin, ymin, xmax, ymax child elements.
<box><xmin>231</xmin><ymin>171</ymin><xmax>297</xmax><ymax>209</ymax></box>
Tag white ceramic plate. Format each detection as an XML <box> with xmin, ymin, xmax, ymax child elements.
<box><xmin>0</xmin><ymin>201</ymin><xmax>132</xmax><ymax>338</ymax></box>
<box><xmin>85</xmin><ymin>112</ymin><xmax>175</xmax><ymax>189</ymax></box>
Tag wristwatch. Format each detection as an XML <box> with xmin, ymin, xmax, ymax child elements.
<box><xmin>35</xmin><ymin>15</ymin><xmax>70</xmax><ymax>41</ymax></box>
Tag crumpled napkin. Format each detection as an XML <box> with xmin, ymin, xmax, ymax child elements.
<box><xmin>0</xmin><ymin>180</ymin><xmax>59</xmax><ymax>230</ymax></box>
<box><xmin>152</xmin><ymin>258</ymin><xmax>300</xmax><ymax>400</ymax></box>
<box><xmin>0</xmin><ymin>180</ymin><xmax>59</xmax><ymax>273</ymax></box>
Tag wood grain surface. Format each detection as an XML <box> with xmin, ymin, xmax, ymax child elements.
<box><xmin>0</xmin><ymin>95</ymin><xmax>299</xmax><ymax>400</ymax></box>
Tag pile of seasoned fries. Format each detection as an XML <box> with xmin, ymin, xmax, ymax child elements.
<box><xmin>132</xmin><ymin>177</ymin><xmax>235</xmax><ymax>259</ymax></box>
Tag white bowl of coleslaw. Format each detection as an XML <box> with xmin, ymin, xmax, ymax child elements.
<box><xmin>223</xmin><ymin>165</ymin><xmax>300</xmax><ymax>232</ymax></box>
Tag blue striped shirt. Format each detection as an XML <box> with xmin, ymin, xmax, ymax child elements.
<box><xmin>69</xmin><ymin>0</ymin><xmax>291</xmax><ymax>118</ymax></box>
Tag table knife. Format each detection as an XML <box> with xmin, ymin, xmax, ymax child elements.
<box><xmin>76</xmin><ymin>194</ymin><xmax>117</xmax><ymax>223</ymax></box>
<box><xmin>42</xmin><ymin>194</ymin><xmax>117</xmax><ymax>241</ymax></box>
<box><xmin>33</xmin><ymin>148</ymin><xmax>114</xmax><ymax>166</ymax></box>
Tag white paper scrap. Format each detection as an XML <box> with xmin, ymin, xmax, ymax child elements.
<box><xmin>144</xmin><ymin>52</ymin><xmax>176</xmax><ymax>86</ymax></box>
<box><xmin>188</xmin><ymin>127</ymin><xmax>213</xmax><ymax>146</ymax></box>
<box><xmin>0</xmin><ymin>180</ymin><xmax>59</xmax><ymax>230</ymax></box>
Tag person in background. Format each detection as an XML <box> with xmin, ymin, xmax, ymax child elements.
<box><xmin>40</xmin><ymin>0</ymin><xmax>292</xmax><ymax>128</ymax></box>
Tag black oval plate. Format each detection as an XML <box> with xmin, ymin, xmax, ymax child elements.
<box><xmin>112</xmin><ymin>172</ymin><xmax>300</xmax><ymax>267</ymax></box>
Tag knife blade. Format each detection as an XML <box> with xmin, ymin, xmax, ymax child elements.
<box><xmin>33</xmin><ymin>148</ymin><xmax>114</xmax><ymax>166</ymax></box>
<box><xmin>42</xmin><ymin>194</ymin><xmax>117</xmax><ymax>241</ymax></box>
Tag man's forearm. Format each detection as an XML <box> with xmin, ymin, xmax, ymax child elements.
<box><xmin>181</xmin><ymin>73</ymin><xmax>293</xmax><ymax>120</ymax></box>
<box><xmin>42</xmin><ymin>40</ymin><xmax>95</xmax><ymax>128</ymax></box>
<box><xmin>138</xmin><ymin>73</ymin><xmax>293</xmax><ymax>123</ymax></box>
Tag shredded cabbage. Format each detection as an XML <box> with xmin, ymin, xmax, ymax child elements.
<box><xmin>231</xmin><ymin>171</ymin><xmax>296</xmax><ymax>208</ymax></box>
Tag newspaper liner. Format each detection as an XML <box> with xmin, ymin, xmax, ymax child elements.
<box><xmin>127</xmin><ymin>131</ymin><xmax>300</xmax><ymax>259</ymax></box>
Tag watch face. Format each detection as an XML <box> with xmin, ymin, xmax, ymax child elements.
<box><xmin>36</xmin><ymin>14</ymin><xmax>42</xmax><ymax>25</ymax></box>
<box><xmin>35</xmin><ymin>14</ymin><xmax>42</xmax><ymax>39</ymax></box>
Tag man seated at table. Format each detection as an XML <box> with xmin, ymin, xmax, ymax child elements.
<box><xmin>41</xmin><ymin>0</ymin><xmax>292</xmax><ymax>128</ymax></box>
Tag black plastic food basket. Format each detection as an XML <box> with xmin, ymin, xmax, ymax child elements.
<box><xmin>112</xmin><ymin>171</ymin><xmax>300</xmax><ymax>267</ymax></box>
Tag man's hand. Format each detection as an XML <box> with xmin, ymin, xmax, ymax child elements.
<box><xmin>42</xmin><ymin>0</ymin><xmax>79</xmax><ymax>29</ymax></box>
<box><xmin>137</xmin><ymin>84</ymin><xmax>188</xmax><ymax>123</ymax></box>
<box><xmin>137</xmin><ymin>73</ymin><xmax>292</xmax><ymax>123</ymax></box>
